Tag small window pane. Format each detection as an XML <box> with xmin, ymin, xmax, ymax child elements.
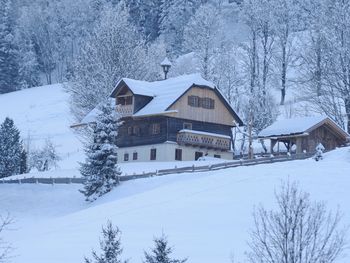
<box><xmin>183</xmin><ymin>122</ymin><xmax>192</xmax><ymax>130</ymax></box>
<box><xmin>150</xmin><ymin>149</ymin><xmax>157</xmax><ymax>160</ymax></box>
<box><xmin>127</xmin><ymin>127</ymin><xmax>132</xmax><ymax>135</ymax></box>
<box><xmin>125</xmin><ymin>96</ymin><xmax>132</xmax><ymax>105</ymax></box>
<box><xmin>133</xmin><ymin>152</ymin><xmax>138</xmax><ymax>160</ymax></box>
<box><xmin>124</xmin><ymin>153</ymin><xmax>129</xmax><ymax>161</ymax></box>
<box><xmin>150</xmin><ymin>123</ymin><xmax>160</xmax><ymax>135</ymax></box>
<box><xmin>175</xmin><ymin>149</ymin><xmax>182</xmax><ymax>161</ymax></box>
<box><xmin>188</xmin><ymin>96</ymin><xmax>200</xmax><ymax>107</ymax></box>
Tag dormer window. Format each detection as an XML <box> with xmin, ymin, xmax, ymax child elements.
<box><xmin>117</xmin><ymin>95</ymin><xmax>132</xmax><ymax>105</ymax></box>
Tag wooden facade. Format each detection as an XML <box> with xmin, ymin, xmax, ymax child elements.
<box><xmin>117</xmin><ymin>116</ymin><xmax>233</xmax><ymax>149</ymax></box>
<box><xmin>264</xmin><ymin>119</ymin><xmax>349</xmax><ymax>154</ymax></box>
<box><xmin>168</xmin><ymin>86</ymin><xmax>236</xmax><ymax>126</ymax></box>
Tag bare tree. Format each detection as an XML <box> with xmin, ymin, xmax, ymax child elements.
<box><xmin>0</xmin><ymin>214</ymin><xmax>12</xmax><ymax>263</ymax></box>
<box><xmin>247</xmin><ymin>181</ymin><xmax>347</xmax><ymax>263</ymax></box>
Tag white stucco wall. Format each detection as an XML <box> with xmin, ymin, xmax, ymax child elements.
<box><xmin>116</xmin><ymin>142</ymin><xmax>233</xmax><ymax>163</ymax></box>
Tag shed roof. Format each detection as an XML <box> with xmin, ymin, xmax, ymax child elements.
<box><xmin>258</xmin><ymin>116</ymin><xmax>349</xmax><ymax>140</ymax></box>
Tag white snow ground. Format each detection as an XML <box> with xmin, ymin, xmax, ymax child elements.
<box><xmin>1</xmin><ymin>147</ymin><xmax>349</xmax><ymax>263</ymax></box>
<box><xmin>0</xmin><ymin>84</ymin><xmax>84</xmax><ymax>169</ymax></box>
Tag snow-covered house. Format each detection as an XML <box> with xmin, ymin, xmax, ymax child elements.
<box><xmin>106</xmin><ymin>73</ymin><xmax>243</xmax><ymax>162</ymax></box>
<box><xmin>258</xmin><ymin>116</ymin><xmax>350</xmax><ymax>154</ymax></box>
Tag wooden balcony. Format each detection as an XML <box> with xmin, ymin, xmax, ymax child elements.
<box><xmin>176</xmin><ymin>129</ymin><xmax>231</xmax><ymax>151</ymax></box>
<box><xmin>116</xmin><ymin>104</ymin><xmax>133</xmax><ymax>117</ymax></box>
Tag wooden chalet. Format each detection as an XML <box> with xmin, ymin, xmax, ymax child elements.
<box><xmin>258</xmin><ymin>116</ymin><xmax>349</xmax><ymax>154</ymax></box>
<box><xmin>79</xmin><ymin>73</ymin><xmax>243</xmax><ymax>162</ymax></box>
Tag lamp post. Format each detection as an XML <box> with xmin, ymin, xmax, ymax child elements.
<box><xmin>160</xmin><ymin>57</ymin><xmax>172</xmax><ymax>80</ymax></box>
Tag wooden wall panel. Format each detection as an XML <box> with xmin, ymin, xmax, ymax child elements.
<box><xmin>168</xmin><ymin>87</ymin><xmax>235</xmax><ymax>126</ymax></box>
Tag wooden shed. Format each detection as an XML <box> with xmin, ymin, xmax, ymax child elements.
<box><xmin>258</xmin><ymin>116</ymin><xmax>349</xmax><ymax>154</ymax></box>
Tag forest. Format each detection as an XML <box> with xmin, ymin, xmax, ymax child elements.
<box><xmin>0</xmin><ymin>0</ymin><xmax>349</xmax><ymax>133</ymax></box>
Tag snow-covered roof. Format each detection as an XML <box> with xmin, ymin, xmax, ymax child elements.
<box><xmin>80</xmin><ymin>107</ymin><xmax>101</xmax><ymax>124</ymax></box>
<box><xmin>112</xmin><ymin>74</ymin><xmax>216</xmax><ymax>117</ymax></box>
<box><xmin>258</xmin><ymin>116</ymin><xmax>349</xmax><ymax>138</ymax></box>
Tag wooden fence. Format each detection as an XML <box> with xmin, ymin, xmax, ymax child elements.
<box><xmin>0</xmin><ymin>152</ymin><xmax>314</xmax><ymax>185</ymax></box>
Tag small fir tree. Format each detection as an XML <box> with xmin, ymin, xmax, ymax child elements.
<box><xmin>19</xmin><ymin>148</ymin><xmax>29</xmax><ymax>174</ymax></box>
<box><xmin>0</xmin><ymin>118</ymin><xmax>22</xmax><ymax>178</ymax></box>
<box><xmin>144</xmin><ymin>234</ymin><xmax>187</xmax><ymax>263</ymax></box>
<box><xmin>85</xmin><ymin>221</ymin><xmax>127</xmax><ymax>263</ymax></box>
<box><xmin>80</xmin><ymin>101</ymin><xmax>121</xmax><ymax>201</ymax></box>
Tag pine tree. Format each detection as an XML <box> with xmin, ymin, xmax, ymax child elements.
<box><xmin>80</xmin><ymin>101</ymin><xmax>121</xmax><ymax>201</ymax></box>
<box><xmin>0</xmin><ymin>118</ymin><xmax>22</xmax><ymax>178</ymax></box>
<box><xmin>19</xmin><ymin>148</ymin><xmax>29</xmax><ymax>174</ymax></box>
<box><xmin>0</xmin><ymin>0</ymin><xmax>20</xmax><ymax>94</ymax></box>
<box><xmin>143</xmin><ymin>234</ymin><xmax>187</xmax><ymax>263</ymax></box>
<box><xmin>159</xmin><ymin>0</ymin><xmax>202</xmax><ymax>55</ymax></box>
<box><xmin>85</xmin><ymin>221</ymin><xmax>127</xmax><ymax>263</ymax></box>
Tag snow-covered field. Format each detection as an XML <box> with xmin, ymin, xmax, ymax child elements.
<box><xmin>1</xmin><ymin>147</ymin><xmax>349</xmax><ymax>263</ymax></box>
<box><xmin>0</xmin><ymin>84</ymin><xmax>84</xmax><ymax>169</ymax></box>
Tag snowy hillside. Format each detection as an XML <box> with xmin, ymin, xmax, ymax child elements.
<box><xmin>1</xmin><ymin>147</ymin><xmax>349</xmax><ymax>263</ymax></box>
<box><xmin>0</xmin><ymin>84</ymin><xmax>83</xmax><ymax>168</ymax></box>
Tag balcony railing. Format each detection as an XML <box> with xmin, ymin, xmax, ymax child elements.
<box><xmin>177</xmin><ymin>130</ymin><xmax>231</xmax><ymax>151</ymax></box>
<box><xmin>116</xmin><ymin>104</ymin><xmax>133</xmax><ymax>117</ymax></box>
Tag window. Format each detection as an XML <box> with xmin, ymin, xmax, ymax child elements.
<box><xmin>202</xmin><ymin>97</ymin><xmax>215</xmax><ymax>109</ymax></box>
<box><xmin>117</xmin><ymin>96</ymin><xmax>133</xmax><ymax>105</ymax></box>
<box><xmin>133</xmin><ymin>126</ymin><xmax>140</xmax><ymax>136</ymax></box>
<box><xmin>133</xmin><ymin>152</ymin><xmax>138</xmax><ymax>160</ymax></box>
<box><xmin>128</xmin><ymin>126</ymin><xmax>140</xmax><ymax>136</ymax></box>
<box><xmin>150</xmin><ymin>123</ymin><xmax>161</xmax><ymax>135</ymax></box>
<box><xmin>125</xmin><ymin>96</ymin><xmax>132</xmax><ymax>105</ymax></box>
<box><xmin>127</xmin><ymin>127</ymin><xmax>132</xmax><ymax>135</ymax></box>
<box><xmin>188</xmin><ymin>95</ymin><xmax>201</xmax><ymax>107</ymax></box>
<box><xmin>188</xmin><ymin>95</ymin><xmax>214</xmax><ymax>109</ymax></box>
<box><xmin>214</xmin><ymin>154</ymin><xmax>221</xmax><ymax>158</ymax></box>
<box><xmin>124</xmin><ymin>153</ymin><xmax>129</xmax><ymax>161</ymax></box>
<box><xmin>175</xmin><ymin>149</ymin><xmax>182</xmax><ymax>161</ymax></box>
<box><xmin>183</xmin><ymin>122</ymin><xmax>192</xmax><ymax>130</ymax></box>
<box><xmin>150</xmin><ymin>149</ymin><xmax>157</xmax><ymax>160</ymax></box>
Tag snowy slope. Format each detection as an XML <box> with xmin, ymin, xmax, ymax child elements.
<box><xmin>0</xmin><ymin>84</ymin><xmax>83</xmax><ymax>168</ymax></box>
<box><xmin>1</xmin><ymin>147</ymin><xmax>349</xmax><ymax>263</ymax></box>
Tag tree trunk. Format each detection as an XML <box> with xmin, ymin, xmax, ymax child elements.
<box><xmin>345</xmin><ymin>97</ymin><xmax>350</xmax><ymax>133</ymax></box>
<box><xmin>280</xmin><ymin>46</ymin><xmax>287</xmax><ymax>105</ymax></box>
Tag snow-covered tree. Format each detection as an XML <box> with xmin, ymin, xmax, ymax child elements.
<box><xmin>183</xmin><ymin>3</ymin><xmax>223</xmax><ymax>78</ymax></box>
<box><xmin>0</xmin><ymin>213</ymin><xmax>12</xmax><ymax>262</ymax></box>
<box><xmin>17</xmin><ymin>38</ymin><xmax>41</xmax><ymax>89</ymax></box>
<box><xmin>270</xmin><ymin>0</ymin><xmax>302</xmax><ymax>105</ymax></box>
<box><xmin>68</xmin><ymin>2</ymin><xmax>149</xmax><ymax>120</ymax></box>
<box><xmin>19</xmin><ymin>148</ymin><xmax>29</xmax><ymax>174</ymax></box>
<box><xmin>143</xmin><ymin>233</ymin><xmax>187</xmax><ymax>263</ymax></box>
<box><xmin>159</xmin><ymin>0</ymin><xmax>202</xmax><ymax>55</ymax></box>
<box><xmin>29</xmin><ymin>139</ymin><xmax>60</xmax><ymax>172</ymax></box>
<box><xmin>247</xmin><ymin>181</ymin><xmax>347</xmax><ymax>263</ymax></box>
<box><xmin>0</xmin><ymin>118</ymin><xmax>22</xmax><ymax>178</ymax></box>
<box><xmin>127</xmin><ymin>0</ymin><xmax>162</xmax><ymax>43</ymax></box>
<box><xmin>0</xmin><ymin>0</ymin><xmax>20</xmax><ymax>94</ymax></box>
<box><xmin>85</xmin><ymin>221</ymin><xmax>127</xmax><ymax>263</ymax></box>
<box><xmin>80</xmin><ymin>102</ymin><xmax>121</xmax><ymax>202</ymax></box>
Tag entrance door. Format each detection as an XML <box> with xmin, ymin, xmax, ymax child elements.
<box><xmin>195</xmin><ymin>151</ymin><xmax>203</xmax><ymax>160</ymax></box>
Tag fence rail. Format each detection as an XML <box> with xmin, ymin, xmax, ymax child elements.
<box><xmin>0</xmin><ymin>152</ymin><xmax>314</xmax><ymax>185</ymax></box>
